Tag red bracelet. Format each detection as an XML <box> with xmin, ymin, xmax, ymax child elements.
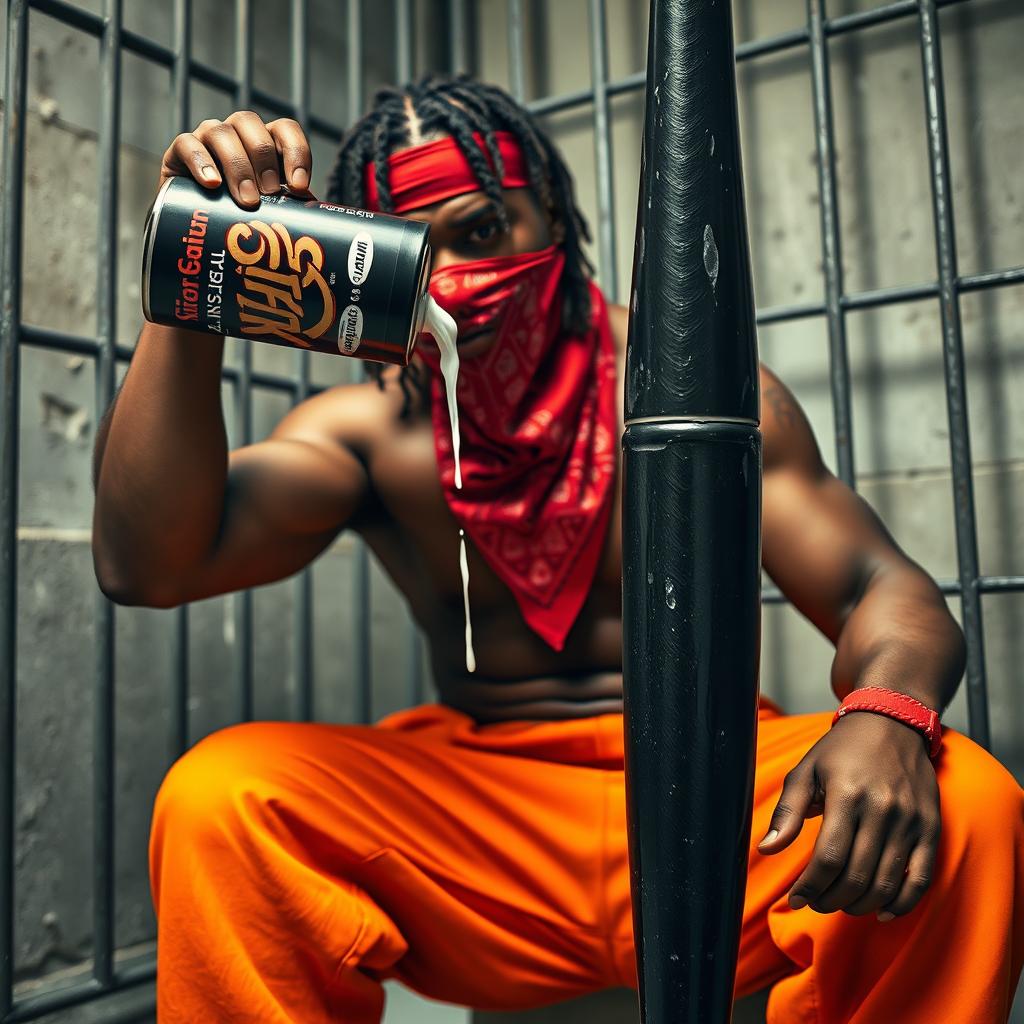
<box><xmin>831</xmin><ymin>686</ymin><xmax>943</xmax><ymax>760</ymax></box>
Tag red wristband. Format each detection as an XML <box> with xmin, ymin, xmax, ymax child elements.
<box><xmin>831</xmin><ymin>686</ymin><xmax>943</xmax><ymax>760</ymax></box>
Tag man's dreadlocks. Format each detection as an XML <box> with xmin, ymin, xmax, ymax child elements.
<box><xmin>325</xmin><ymin>72</ymin><xmax>595</xmax><ymax>415</ymax></box>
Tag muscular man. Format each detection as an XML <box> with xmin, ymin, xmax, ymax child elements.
<box><xmin>92</xmin><ymin>73</ymin><xmax>1024</xmax><ymax>1023</ymax></box>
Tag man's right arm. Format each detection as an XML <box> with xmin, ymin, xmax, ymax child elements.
<box><xmin>91</xmin><ymin>109</ymin><xmax>369</xmax><ymax>608</ymax></box>
<box><xmin>91</xmin><ymin>321</ymin><xmax>370</xmax><ymax>608</ymax></box>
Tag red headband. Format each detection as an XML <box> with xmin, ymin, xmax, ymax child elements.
<box><xmin>363</xmin><ymin>131</ymin><xmax>531</xmax><ymax>213</ymax></box>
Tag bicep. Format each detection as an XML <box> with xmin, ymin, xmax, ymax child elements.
<box><xmin>172</xmin><ymin>415</ymin><xmax>369</xmax><ymax>605</ymax></box>
<box><xmin>759</xmin><ymin>364</ymin><xmax>915</xmax><ymax>642</ymax></box>
<box><xmin>761</xmin><ymin>469</ymin><xmax>907</xmax><ymax>642</ymax></box>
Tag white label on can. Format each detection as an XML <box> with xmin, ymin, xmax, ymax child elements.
<box><xmin>337</xmin><ymin>304</ymin><xmax>364</xmax><ymax>355</ymax></box>
<box><xmin>348</xmin><ymin>231</ymin><xmax>374</xmax><ymax>286</ymax></box>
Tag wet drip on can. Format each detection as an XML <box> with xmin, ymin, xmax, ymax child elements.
<box><xmin>142</xmin><ymin>175</ymin><xmax>433</xmax><ymax>365</ymax></box>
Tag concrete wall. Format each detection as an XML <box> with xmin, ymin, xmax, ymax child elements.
<box><xmin>2</xmin><ymin>0</ymin><xmax>1022</xmax><ymax>1022</ymax></box>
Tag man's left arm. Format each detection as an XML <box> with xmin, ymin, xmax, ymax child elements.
<box><xmin>755</xmin><ymin>364</ymin><xmax>965</xmax><ymax>924</ymax></box>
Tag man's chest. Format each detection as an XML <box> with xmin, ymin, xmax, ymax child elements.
<box><xmin>362</xmin><ymin>412</ymin><xmax>626</xmax><ymax>612</ymax></box>
<box><xmin>360</xmin><ymin>339</ymin><xmax>630</xmax><ymax>618</ymax></box>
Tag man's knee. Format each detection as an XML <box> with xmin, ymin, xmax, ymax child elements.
<box><xmin>152</xmin><ymin>721</ymin><xmax>298</xmax><ymax>836</ymax></box>
<box><xmin>937</xmin><ymin>730</ymin><xmax>1024</xmax><ymax>844</ymax></box>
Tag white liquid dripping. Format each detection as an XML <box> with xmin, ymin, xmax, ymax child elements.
<box><xmin>459</xmin><ymin>529</ymin><xmax>476</xmax><ymax>673</ymax></box>
<box><xmin>423</xmin><ymin>295</ymin><xmax>475</xmax><ymax>673</ymax></box>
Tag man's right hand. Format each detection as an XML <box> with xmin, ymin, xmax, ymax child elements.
<box><xmin>157</xmin><ymin>110</ymin><xmax>314</xmax><ymax>209</ymax></box>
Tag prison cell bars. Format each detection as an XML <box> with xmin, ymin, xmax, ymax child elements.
<box><xmin>918</xmin><ymin>0</ymin><xmax>992</xmax><ymax>750</ymax></box>
<box><xmin>0</xmin><ymin>2</ymin><xmax>27</xmax><ymax>1019</ymax></box>
<box><xmin>93</xmin><ymin>0</ymin><xmax>122</xmax><ymax>996</ymax></box>
<box><xmin>169</xmin><ymin>0</ymin><xmax>192</xmax><ymax>796</ymax></box>
<box><xmin>1</xmin><ymin>0</ymin><xmax>1023</xmax><ymax>1018</ymax></box>
<box><xmin>808</xmin><ymin>0</ymin><xmax>854</xmax><ymax>489</ymax></box>
<box><xmin>347</xmin><ymin>0</ymin><xmax>374</xmax><ymax>728</ymax></box>
<box><xmin>291</xmin><ymin>0</ymin><xmax>317</xmax><ymax>724</ymax></box>
<box><xmin>234</xmin><ymin>0</ymin><xmax>256</xmax><ymax>725</ymax></box>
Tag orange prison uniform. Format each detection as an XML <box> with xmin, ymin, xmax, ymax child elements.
<box><xmin>149</xmin><ymin>695</ymin><xmax>1024</xmax><ymax>1022</ymax></box>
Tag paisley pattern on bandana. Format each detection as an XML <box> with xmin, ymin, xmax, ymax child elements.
<box><xmin>415</xmin><ymin>245</ymin><xmax>618</xmax><ymax>651</ymax></box>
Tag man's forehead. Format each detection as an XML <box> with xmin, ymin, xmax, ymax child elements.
<box><xmin>399</xmin><ymin>190</ymin><xmax>536</xmax><ymax>228</ymax></box>
<box><xmin>399</xmin><ymin>189</ymin><xmax>493</xmax><ymax>224</ymax></box>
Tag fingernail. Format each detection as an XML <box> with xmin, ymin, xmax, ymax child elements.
<box><xmin>877</xmin><ymin>911</ymin><xmax>895</xmax><ymax>923</ymax></box>
<box><xmin>759</xmin><ymin>829</ymin><xmax>779</xmax><ymax>846</ymax></box>
<box><xmin>291</xmin><ymin>167</ymin><xmax>310</xmax><ymax>190</ymax></box>
<box><xmin>789</xmin><ymin>895</ymin><xmax>808</xmax><ymax>910</ymax></box>
<box><xmin>200</xmin><ymin>164</ymin><xmax>219</xmax><ymax>183</ymax></box>
<box><xmin>239</xmin><ymin>178</ymin><xmax>259</xmax><ymax>205</ymax></box>
<box><xmin>260</xmin><ymin>169</ymin><xmax>280</xmax><ymax>193</ymax></box>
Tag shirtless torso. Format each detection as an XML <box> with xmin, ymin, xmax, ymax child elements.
<box><xmin>331</xmin><ymin>303</ymin><xmax>631</xmax><ymax>722</ymax></box>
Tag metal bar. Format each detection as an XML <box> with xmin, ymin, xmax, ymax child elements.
<box><xmin>588</xmin><ymin>0</ymin><xmax>618</xmax><ymax>302</ymax></box>
<box><xmin>623</xmin><ymin>0</ymin><xmax>761</xmax><ymax>1018</ymax></box>
<box><xmin>979</xmin><ymin>577</ymin><xmax>1024</xmax><ymax>594</ymax></box>
<box><xmin>807</xmin><ymin>0</ymin><xmax>855</xmax><ymax>486</ymax></box>
<box><xmin>842</xmin><ymin>280</ymin><xmax>940</xmax><ymax>311</ymax></box>
<box><xmin>392</xmin><ymin>0</ymin><xmax>423</xmax><ymax>708</ymax></box>
<box><xmin>766</xmin><ymin>577</ymin><xmax>1024</xmax><ymax>606</ymax></box>
<box><xmin>447</xmin><ymin>0</ymin><xmax>470</xmax><ymax>75</ymax></box>
<box><xmin>528</xmin><ymin>85</ymin><xmax>594</xmax><ymax>117</ymax></box>
<box><xmin>347</xmin><ymin>0</ymin><xmax>373</xmax><ymax>725</ymax></box>
<box><xmin>406</xmin><ymin>625</ymin><xmax>424</xmax><ymax>706</ymax></box>
<box><xmin>10</xmin><ymin>995</ymin><xmax>156</xmax><ymax>1024</ymax></box>
<box><xmin>18</xmin><ymin>324</ymin><xmax>102</xmax><ymax>356</ymax></box>
<box><xmin>170</xmin><ymin>0</ymin><xmax>192</xmax><ymax>758</ymax></box>
<box><xmin>507</xmin><ymin>0</ymin><xmax>525</xmax><ymax>102</ymax></box>
<box><xmin>395</xmin><ymin>0</ymin><xmax>413</xmax><ymax>83</ymax></box>
<box><xmin>291</xmin><ymin>0</ymin><xmax>315</xmax><ymax>724</ymax></box>
<box><xmin>917</xmin><ymin>0</ymin><xmax>990</xmax><ymax>748</ymax></box>
<box><xmin>17</xmin><ymin>325</ymin><xmax>306</xmax><ymax>395</ymax></box>
<box><xmin>755</xmin><ymin>262</ymin><xmax>1024</xmax><ymax>323</ymax></box>
<box><xmin>755</xmin><ymin>301</ymin><xmax>826</xmax><ymax>326</ymax></box>
<box><xmin>959</xmin><ymin>264</ymin><xmax>1024</xmax><ymax>292</ymax></box>
<box><xmin>2</xmin><ymin>954</ymin><xmax>155</xmax><ymax>1022</ymax></box>
<box><xmin>0</xmin><ymin>0</ymin><xmax>29</xmax><ymax>1011</ymax></box>
<box><xmin>92</xmin><ymin>0</ymin><xmax>123</xmax><ymax>992</ymax></box>
<box><xmin>173</xmin><ymin>0</ymin><xmax>191</xmax><ymax>131</ymax></box>
<box><xmin>234</xmin><ymin>0</ymin><xmax>255</xmax><ymax>723</ymax></box>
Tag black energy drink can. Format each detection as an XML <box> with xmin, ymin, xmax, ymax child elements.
<box><xmin>142</xmin><ymin>175</ymin><xmax>432</xmax><ymax>365</ymax></box>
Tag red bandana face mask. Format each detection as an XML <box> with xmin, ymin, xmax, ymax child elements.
<box><xmin>415</xmin><ymin>246</ymin><xmax>619</xmax><ymax>652</ymax></box>
<box><xmin>365</xmin><ymin>131</ymin><xmax>619</xmax><ymax>651</ymax></box>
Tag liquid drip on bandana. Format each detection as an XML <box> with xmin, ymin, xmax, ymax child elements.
<box><xmin>423</xmin><ymin>295</ymin><xmax>475</xmax><ymax>674</ymax></box>
<box><xmin>425</xmin><ymin>296</ymin><xmax>463</xmax><ymax>489</ymax></box>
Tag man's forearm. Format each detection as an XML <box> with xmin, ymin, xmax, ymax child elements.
<box><xmin>830</xmin><ymin>565</ymin><xmax>966</xmax><ymax>715</ymax></box>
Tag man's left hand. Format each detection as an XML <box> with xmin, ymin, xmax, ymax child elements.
<box><xmin>756</xmin><ymin>710</ymin><xmax>941</xmax><ymax>922</ymax></box>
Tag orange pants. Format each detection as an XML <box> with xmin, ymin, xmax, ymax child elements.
<box><xmin>149</xmin><ymin>696</ymin><xmax>1024</xmax><ymax>1022</ymax></box>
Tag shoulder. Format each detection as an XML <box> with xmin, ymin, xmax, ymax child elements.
<box><xmin>269</xmin><ymin>363</ymin><xmax>420</xmax><ymax>461</ymax></box>
<box><xmin>606</xmin><ymin>301</ymin><xmax>629</xmax><ymax>352</ymax></box>
<box><xmin>599</xmin><ymin>308</ymin><xmax>827</xmax><ymax>480</ymax></box>
<box><xmin>758</xmin><ymin>363</ymin><xmax>825</xmax><ymax>477</ymax></box>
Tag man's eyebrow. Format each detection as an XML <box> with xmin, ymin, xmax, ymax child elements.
<box><xmin>449</xmin><ymin>202</ymin><xmax>499</xmax><ymax>229</ymax></box>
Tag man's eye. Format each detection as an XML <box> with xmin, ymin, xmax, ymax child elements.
<box><xmin>468</xmin><ymin>221</ymin><xmax>500</xmax><ymax>244</ymax></box>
